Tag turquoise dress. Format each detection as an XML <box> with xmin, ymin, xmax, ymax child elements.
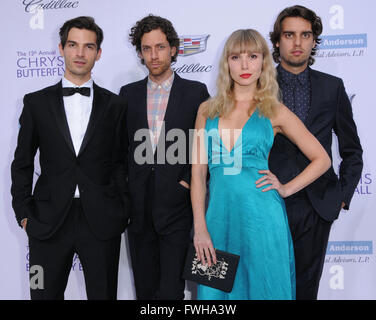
<box><xmin>197</xmin><ymin>110</ymin><xmax>295</xmax><ymax>300</ymax></box>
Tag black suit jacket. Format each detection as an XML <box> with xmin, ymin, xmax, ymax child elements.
<box><xmin>119</xmin><ymin>73</ymin><xmax>209</xmax><ymax>234</ymax></box>
<box><xmin>11</xmin><ymin>81</ymin><xmax>130</xmax><ymax>240</ymax></box>
<box><xmin>269</xmin><ymin>67</ymin><xmax>363</xmax><ymax>222</ymax></box>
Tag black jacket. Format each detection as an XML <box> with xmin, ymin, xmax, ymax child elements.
<box><xmin>269</xmin><ymin>67</ymin><xmax>363</xmax><ymax>221</ymax></box>
<box><xmin>119</xmin><ymin>73</ymin><xmax>209</xmax><ymax>234</ymax></box>
<box><xmin>11</xmin><ymin>81</ymin><xmax>130</xmax><ymax>240</ymax></box>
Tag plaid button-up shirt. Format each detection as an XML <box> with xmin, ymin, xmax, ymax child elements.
<box><xmin>147</xmin><ymin>73</ymin><xmax>174</xmax><ymax>152</ymax></box>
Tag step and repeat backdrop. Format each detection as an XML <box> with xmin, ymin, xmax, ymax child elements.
<box><xmin>0</xmin><ymin>0</ymin><xmax>374</xmax><ymax>299</ymax></box>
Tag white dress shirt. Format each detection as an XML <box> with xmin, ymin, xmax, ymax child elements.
<box><xmin>62</xmin><ymin>77</ymin><xmax>93</xmax><ymax>198</ymax></box>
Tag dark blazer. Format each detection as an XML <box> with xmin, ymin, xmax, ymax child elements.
<box><xmin>11</xmin><ymin>81</ymin><xmax>130</xmax><ymax>240</ymax></box>
<box><xmin>119</xmin><ymin>73</ymin><xmax>209</xmax><ymax>234</ymax></box>
<box><xmin>269</xmin><ymin>67</ymin><xmax>363</xmax><ymax>222</ymax></box>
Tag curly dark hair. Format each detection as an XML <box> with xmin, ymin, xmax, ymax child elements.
<box><xmin>59</xmin><ymin>16</ymin><xmax>103</xmax><ymax>51</ymax></box>
<box><xmin>129</xmin><ymin>14</ymin><xmax>179</xmax><ymax>65</ymax></box>
<box><xmin>269</xmin><ymin>5</ymin><xmax>323</xmax><ymax>66</ymax></box>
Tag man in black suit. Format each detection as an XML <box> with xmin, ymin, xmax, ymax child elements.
<box><xmin>268</xmin><ymin>6</ymin><xmax>363</xmax><ymax>299</ymax></box>
<box><xmin>11</xmin><ymin>16</ymin><xmax>129</xmax><ymax>300</ymax></box>
<box><xmin>119</xmin><ymin>15</ymin><xmax>209</xmax><ymax>299</ymax></box>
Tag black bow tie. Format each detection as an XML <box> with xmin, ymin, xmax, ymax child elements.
<box><xmin>62</xmin><ymin>87</ymin><xmax>91</xmax><ymax>97</ymax></box>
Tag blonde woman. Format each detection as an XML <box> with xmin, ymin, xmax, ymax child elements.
<box><xmin>191</xmin><ymin>29</ymin><xmax>330</xmax><ymax>300</ymax></box>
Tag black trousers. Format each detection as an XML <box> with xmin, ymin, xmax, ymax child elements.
<box><xmin>284</xmin><ymin>192</ymin><xmax>332</xmax><ymax>300</ymax></box>
<box><xmin>128</xmin><ymin>226</ymin><xmax>190</xmax><ymax>300</ymax></box>
<box><xmin>28</xmin><ymin>199</ymin><xmax>121</xmax><ymax>300</ymax></box>
<box><xmin>128</xmin><ymin>173</ymin><xmax>191</xmax><ymax>300</ymax></box>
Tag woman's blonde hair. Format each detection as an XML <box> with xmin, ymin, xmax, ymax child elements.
<box><xmin>204</xmin><ymin>29</ymin><xmax>280</xmax><ymax>119</ymax></box>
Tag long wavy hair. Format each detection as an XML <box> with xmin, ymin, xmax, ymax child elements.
<box><xmin>204</xmin><ymin>29</ymin><xmax>280</xmax><ymax>119</ymax></box>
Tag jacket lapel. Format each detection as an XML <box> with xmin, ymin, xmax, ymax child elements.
<box><xmin>161</xmin><ymin>73</ymin><xmax>183</xmax><ymax>134</ymax></box>
<box><xmin>138</xmin><ymin>77</ymin><xmax>149</xmax><ymax>130</ymax></box>
<box><xmin>78</xmin><ymin>82</ymin><xmax>107</xmax><ymax>156</ymax></box>
<box><xmin>304</xmin><ymin>68</ymin><xmax>320</xmax><ymax>128</ymax></box>
<box><xmin>48</xmin><ymin>81</ymin><xmax>76</xmax><ymax>155</ymax></box>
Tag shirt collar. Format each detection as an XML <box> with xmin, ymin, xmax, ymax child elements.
<box><xmin>62</xmin><ymin>77</ymin><xmax>93</xmax><ymax>89</ymax></box>
<box><xmin>147</xmin><ymin>72</ymin><xmax>174</xmax><ymax>92</ymax></box>
<box><xmin>278</xmin><ymin>65</ymin><xmax>309</xmax><ymax>86</ymax></box>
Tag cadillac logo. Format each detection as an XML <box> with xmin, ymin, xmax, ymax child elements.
<box><xmin>178</xmin><ymin>35</ymin><xmax>210</xmax><ymax>56</ymax></box>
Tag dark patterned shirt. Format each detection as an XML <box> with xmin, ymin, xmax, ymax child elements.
<box><xmin>278</xmin><ymin>65</ymin><xmax>311</xmax><ymax>123</ymax></box>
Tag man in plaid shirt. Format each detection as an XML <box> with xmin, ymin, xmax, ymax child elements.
<box><xmin>120</xmin><ymin>15</ymin><xmax>209</xmax><ymax>299</ymax></box>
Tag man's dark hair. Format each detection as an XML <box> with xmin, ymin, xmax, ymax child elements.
<box><xmin>269</xmin><ymin>5</ymin><xmax>323</xmax><ymax>66</ymax></box>
<box><xmin>59</xmin><ymin>16</ymin><xmax>103</xmax><ymax>51</ymax></box>
<box><xmin>129</xmin><ymin>14</ymin><xmax>179</xmax><ymax>64</ymax></box>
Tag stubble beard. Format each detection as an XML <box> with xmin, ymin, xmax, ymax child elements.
<box><xmin>149</xmin><ymin>62</ymin><xmax>170</xmax><ymax>78</ymax></box>
<box><xmin>147</xmin><ymin>60</ymin><xmax>173</xmax><ymax>82</ymax></box>
<box><xmin>283</xmin><ymin>56</ymin><xmax>309</xmax><ymax>68</ymax></box>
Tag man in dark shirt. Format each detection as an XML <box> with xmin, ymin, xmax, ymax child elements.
<box><xmin>278</xmin><ymin>66</ymin><xmax>310</xmax><ymax>122</ymax></box>
<box><xmin>268</xmin><ymin>5</ymin><xmax>363</xmax><ymax>299</ymax></box>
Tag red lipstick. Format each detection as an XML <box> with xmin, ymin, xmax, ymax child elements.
<box><xmin>240</xmin><ymin>74</ymin><xmax>251</xmax><ymax>79</ymax></box>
